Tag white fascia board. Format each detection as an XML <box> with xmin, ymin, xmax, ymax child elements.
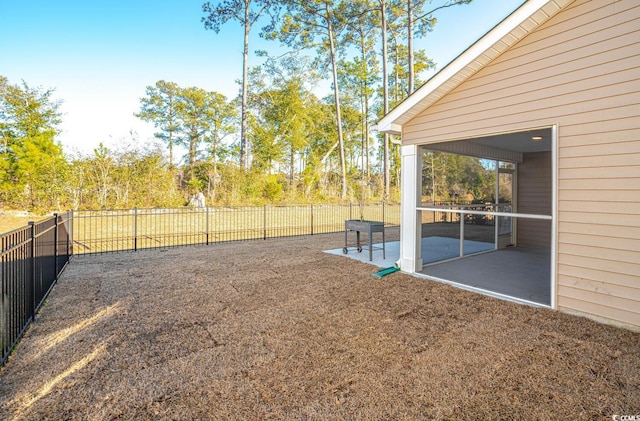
<box><xmin>377</xmin><ymin>0</ymin><xmax>565</xmax><ymax>135</ymax></box>
<box><xmin>377</xmin><ymin>122</ymin><xmax>402</xmax><ymax>135</ymax></box>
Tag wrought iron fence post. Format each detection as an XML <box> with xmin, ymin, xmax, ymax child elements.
<box><xmin>382</xmin><ymin>201</ymin><xmax>385</xmax><ymax>225</ymax></box>
<box><xmin>263</xmin><ymin>205</ymin><xmax>267</xmax><ymax>240</ymax></box>
<box><xmin>67</xmin><ymin>210</ymin><xmax>72</xmax><ymax>259</ymax></box>
<box><xmin>349</xmin><ymin>203</ymin><xmax>352</xmax><ymax>220</ymax></box>
<box><xmin>1</xmin><ymin>233</ymin><xmax>5</xmax><ymax>358</ymax></box>
<box><xmin>29</xmin><ymin>221</ymin><xmax>36</xmax><ymax>322</ymax></box>
<box><xmin>65</xmin><ymin>211</ymin><xmax>69</xmax><ymax>259</ymax></box>
<box><xmin>53</xmin><ymin>213</ymin><xmax>59</xmax><ymax>280</ymax></box>
<box><xmin>134</xmin><ymin>208</ymin><xmax>138</xmax><ymax>252</ymax></box>
<box><xmin>206</xmin><ymin>206</ymin><xmax>210</xmax><ymax>245</ymax></box>
<box><xmin>310</xmin><ymin>204</ymin><xmax>314</xmax><ymax>235</ymax></box>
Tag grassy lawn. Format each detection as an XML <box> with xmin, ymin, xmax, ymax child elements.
<box><xmin>0</xmin><ymin>213</ymin><xmax>43</xmax><ymax>234</ymax></box>
<box><xmin>0</xmin><ymin>231</ymin><xmax>637</xmax><ymax>419</ymax></box>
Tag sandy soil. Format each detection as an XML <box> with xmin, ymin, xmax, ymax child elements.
<box><xmin>0</xmin><ymin>231</ymin><xmax>638</xmax><ymax>420</ymax></box>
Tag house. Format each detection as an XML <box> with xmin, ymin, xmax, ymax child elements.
<box><xmin>377</xmin><ymin>0</ymin><xmax>640</xmax><ymax>330</ymax></box>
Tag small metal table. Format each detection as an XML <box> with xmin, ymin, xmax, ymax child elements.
<box><xmin>343</xmin><ymin>220</ymin><xmax>385</xmax><ymax>261</ymax></box>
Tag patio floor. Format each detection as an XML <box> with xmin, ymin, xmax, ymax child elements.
<box><xmin>326</xmin><ymin>236</ymin><xmax>550</xmax><ymax>306</ymax></box>
<box><xmin>0</xmin><ymin>232</ymin><xmax>638</xmax><ymax>419</ymax></box>
<box><xmin>324</xmin><ymin>236</ymin><xmax>494</xmax><ymax>268</ymax></box>
<box><xmin>420</xmin><ymin>246</ymin><xmax>551</xmax><ymax>306</ymax></box>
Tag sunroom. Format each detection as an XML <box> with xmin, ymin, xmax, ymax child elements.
<box><xmin>403</xmin><ymin>128</ymin><xmax>554</xmax><ymax>307</ymax></box>
<box><xmin>377</xmin><ymin>0</ymin><xmax>640</xmax><ymax>330</ymax></box>
<box><xmin>373</xmin><ymin>0</ymin><xmax>576</xmax><ymax>308</ymax></box>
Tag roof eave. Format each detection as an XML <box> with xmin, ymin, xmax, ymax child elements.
<box><xmin>377</xmin><ymin>0</ymin><xmax>574</xmax><ymax>136</ymax></box>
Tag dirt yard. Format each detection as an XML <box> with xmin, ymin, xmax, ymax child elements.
<box><xmin>0</xmin><ymin>231</ymin><xmax>638</xmax><ymax>420</ymax></box>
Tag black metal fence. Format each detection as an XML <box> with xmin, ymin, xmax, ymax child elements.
<box><xmin>73</xmin><ymin>202</ymin><xmax>400</xmax><ymax>255</ymax></box>
<box><xmin>420</xmin><ymin>202</ymin><xmax>501</xmax><ymax>225</ymax></box>
<box><xmin>1</xmin><ymin>212</ymin><xmax>72</xmax><ymax>365</ymax></box>
<box><xmin>0</xmin><ymin>202</ymin><xmax>397</xmax><ymax>363</ymax></box>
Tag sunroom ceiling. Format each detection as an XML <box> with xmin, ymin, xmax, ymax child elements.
<box><xmin>469</xmin><ymin>129</ymin><xmax>552</xmax><ymax>154</ymax></box>
<box><xmin>423</xmin><ymin>128</ymin><xmax>552</xmax><ymax>163</ymax></box>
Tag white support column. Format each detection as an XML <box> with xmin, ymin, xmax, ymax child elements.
<box><xmin>399</xmin><ymin>144</ymin><xmax>423</xmax><ymax>273</ymax></box>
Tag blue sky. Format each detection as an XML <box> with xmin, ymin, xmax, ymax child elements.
<box><xmin>1</xmin><ymin>0</ymin><xmax>523</xmax><ymax>156</ymax></box>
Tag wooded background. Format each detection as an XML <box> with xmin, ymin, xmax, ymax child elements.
<box><xmin>0</xmin><ymin>1</ymin><xmax>504</xmax><ymax>212</ymax></box>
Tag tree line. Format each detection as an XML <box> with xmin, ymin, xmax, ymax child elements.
<box><xmin>2</xmin><ymin>1</ymin><xmax>501</xmax><ymax>212</ymax></box>
<box><xmin>201</xmin><ymin>0</ymin><xmax>472</xmax><ymax>200</ymax></box>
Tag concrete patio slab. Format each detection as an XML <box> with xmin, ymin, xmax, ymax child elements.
<box><xmin>326</xmin><ymin>237</ymin><xmax>550</xmax><ymax>306</ymax></box>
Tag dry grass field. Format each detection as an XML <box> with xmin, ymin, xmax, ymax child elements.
<box><xmin>0</xmin><ymin>231</ymin><xmax>638</xmax><ymax>420</ymax></box>
<box><xmin>0</xmin><ymin>212</ymin><xmax>43</xmax><ymax>234</ymax></box>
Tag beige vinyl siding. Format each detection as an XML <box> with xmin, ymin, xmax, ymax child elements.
<box><xmin>517</xmin><ymin>152</ymin><xmax>552</xmax><ymax>248</ymax></box>
<box><xmin>559</xmin><ymin>296</ymin><xmax>640</xmax><ymax>328</ymax></box>
<box><xmin>403</xmin><ymin>0</ymin><xmax>640</xmax><ymax>143</ymax></box>
<box><xmin>402</xmin><ymin>0</ymin><xmax>640</xmax><ymax>329</ymax></box>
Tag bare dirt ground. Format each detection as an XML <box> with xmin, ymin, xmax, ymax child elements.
<box><xmin>0</xmin><ymin>231</ymin><xmax>638</xmax><ymax>420</ymax></box>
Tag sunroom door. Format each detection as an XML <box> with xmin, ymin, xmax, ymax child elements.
<box><xmin>497</xmin><ymin>162</ymin><xmax>515</xmax><ymax>249</ymax></box>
